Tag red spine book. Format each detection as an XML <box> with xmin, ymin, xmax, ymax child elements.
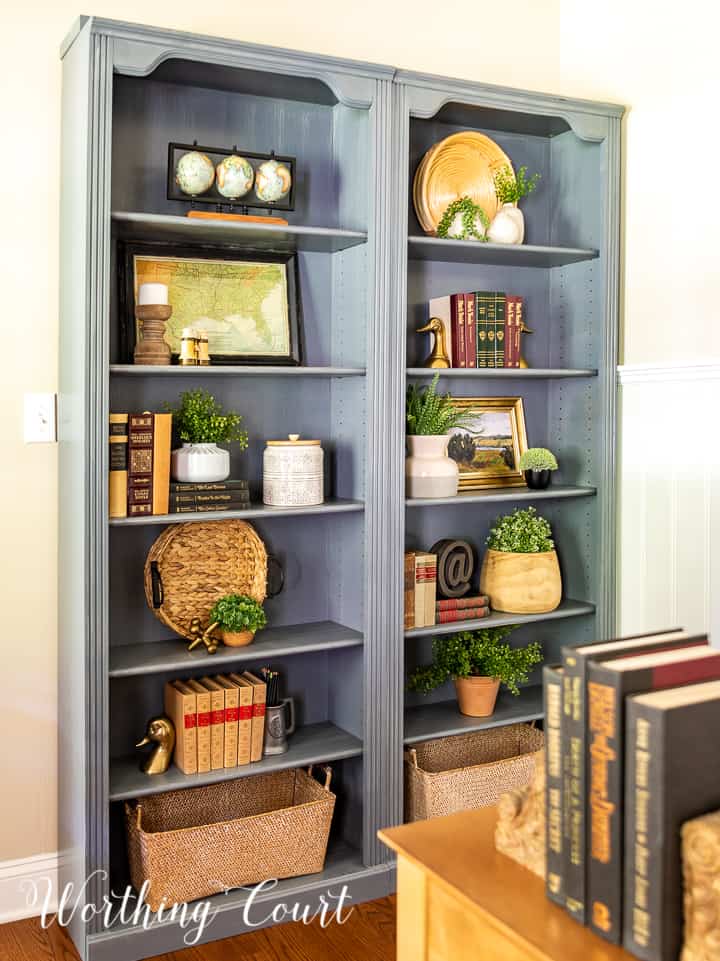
<box><xmin>127</xmin><ymin>412</ymin><xmax>154</xmax><ymax>516</ymax></box>
<box><xmin>512</xmin><ymin>296</ymin><xmax>523</xmax><ymax>368</ymax></box>
<box><xmin>464</xmin><ymin>292</ymin><xmax>476</xmax><ymax>368</ymax></box>
<box><xmin>450</xmin><ymin>293</ymin><xmax>466</xmax><ymax>368</ymax></box>
<box><xmin>436</xmin><ymin>595</ymin><xmax>490</xmax><ymax>611</ymax></box>
<box><xmin>505</xmin><ymin>296</ymin><xmax>516</xmax><ymax>367</ymax></box>
<box><xmin>436</xmin><ymin>607</ymin><xmax>491</xmax><ymax>624</ymax></box>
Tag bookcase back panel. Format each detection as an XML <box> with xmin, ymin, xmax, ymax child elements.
<box><xmin>549</xmin><ymin>131</ymin><xmax>602</xmax><ymax>251</ymax></box>
<box><xmin>112</xmin><ymin>74</ymin><xmax>369</xmax><ymax>230</ymax></box>
<box><xmin>108</xmin><ymin>512</ymin><xmax>365</xmax><ymax>646</ymax></box>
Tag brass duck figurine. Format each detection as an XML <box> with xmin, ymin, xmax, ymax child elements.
<box><xmin>416</xmin><ymin>317</ymin><xmax>451</xmax><ymax>368</ymax></box>
<box><xmin>136</xmin><ymin>715</ymin><xmax>176</xmax><ymax>775</ymax></box>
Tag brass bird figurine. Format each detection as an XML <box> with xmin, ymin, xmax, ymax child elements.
<box><xmin>136</xmin><ymin>715</ymin><xmax>176</xmax><ymax>775</ymax></box>
<box><xmin>417</xmin><ymin>317</ymin><xmax>451</xmax><ymax>368</ymax></box>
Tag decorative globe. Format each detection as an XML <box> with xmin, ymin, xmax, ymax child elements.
<box><xmin>175</xmin><ymin>151</ymin><xmax>215</xmax><ymax>196</ymax></box>
<box><xmin>255</xmin><ymin>159</ymin><xmax>292</xmax><ymax>203</ymax></box>
<box><xmin>216</xmin><ymin>155</ymin><xmax>254</xmax><ymax>200</ymax></box>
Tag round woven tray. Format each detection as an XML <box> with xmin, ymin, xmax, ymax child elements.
<box><xmin>144</xmin><ymin>520</ymin><xmax>268</xmax><ymax>639</ymax></box>
<box><xmin>413</xmin><ymin>131</ymin><xmax>515</xmax><ymax>235</ymax></box>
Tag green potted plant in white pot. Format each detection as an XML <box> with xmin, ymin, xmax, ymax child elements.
<box><xmin>168</xmin><ymin>388</ymin><xmax>248</xmax><ymax>483</ymax></box>
<box><xmin>480</xmin><ymin>507</ymin><xmax>562</xmax><ymax>614</ymax></box>
<box><xmin>518</xmin><ymin>447</ymin><xmax>558</xmax><ymax>490</ymax></box>
<box><xmin>488</xmin><ymin>165</ymin><xmax>541</xmax><ymax>244</ymax></box>
<box><xmin>406</xmin><ymin>373</ymin><xmax>475</xmax><ymax>498</ymax></box>
<box><xmin>408</xmin><ymin>626</ymin><xmax>543</xmax><ymax>717</ymax></box>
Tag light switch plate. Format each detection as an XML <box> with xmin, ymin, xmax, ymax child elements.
<box><xmin>24</xmin><ymin>393</ymin><xmax>57</xmax><ymax>443</ymax></box>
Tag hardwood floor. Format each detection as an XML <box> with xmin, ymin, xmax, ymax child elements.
<box><xmin>0</xmin><ymin>897</ymin><xmax>396</xmax><ymax>961</ymax></box>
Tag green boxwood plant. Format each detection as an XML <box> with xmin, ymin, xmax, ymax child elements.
<box><xmin>167</xmin><ymin>388</ymin><xmax>249</xmax><ymax>447</ymax></box>
<box><xmin>518</xmin><ymin>448</ymin><xmax>558</xmax><ymax>472</ymax></box>
<box><xmin>408</xmin><ymin>625</ymin><xmax>542</xmax><ymax>696</ymax></box>
<box><xmin>209</xmin><ymin>594</ymin><xmax>267</xmax><ymax>633</ymax></box>
<box><xmin>486</xmin><ymin>506</ymin><xmax>554</xmax><ymax>553</ymax></box>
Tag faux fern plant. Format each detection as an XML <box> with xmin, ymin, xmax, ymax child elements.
<box><xmin>406</xmin><ymin>373</ymin><xmax>475</xmax><ymax>436</ymax></box>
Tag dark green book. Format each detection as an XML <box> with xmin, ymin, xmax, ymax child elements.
<box><xmin>169</xmin><ymin>479</ymin><xmax>249</xmax><ymax>493</ymax></box>
<box><xmin>493</xmin><ymin>292</ymin><xmax>506</xmax><ymax>367</ymax></box>
<box><xmin>476</xmin><ymin>292</ymin><xmax>489</xmax><ymax>368</ymax></box>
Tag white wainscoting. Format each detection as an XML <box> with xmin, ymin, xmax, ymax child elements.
<box><xmin>618</xmin><ymin>364</ymin><xmax>720</xmax><ymax>642</ymax></box>
<box><xmin>0</xmin><ymin>851</ymin><xmax>58</xmax><ymax>924</ymax></box>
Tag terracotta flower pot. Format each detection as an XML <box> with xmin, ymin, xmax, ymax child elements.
<box><xmin>221</xmin><ymin>629</ymin><xmax>255</xmax><ymax>647</ymax></box>
<box><xmin>480</xmin><ymin>548</ymin><xmax>562</xmax><ymax>614</ymax></box>
<box><xmin>454</xmin><ymin>676</ymin><xmax>500</xmax><ymax>717</ymax></box>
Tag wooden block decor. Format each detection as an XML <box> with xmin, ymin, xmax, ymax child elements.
<box><xmin>494</xmin><ymin>748</ymin><xmax>546</xmax><ymax>879</ymax></box>
<box><xmin>430</xmin><ymin>539</ymin><xmax>475</xmax><ymax>598</ymax></box>
<box><xmin>682</xmin><ymin>808</ymin><xmax>720</xmax><ymax>961</ymax></box>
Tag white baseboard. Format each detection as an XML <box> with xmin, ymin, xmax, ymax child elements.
<box><xmin>618</xmin><ymin>362</ymin><xmax>720</xmax><ymax>384</ymax></box>
<box><xmin>0</xmin><ymin>851</ymin><xmax>59</xmax><ymax>925</ymax></box>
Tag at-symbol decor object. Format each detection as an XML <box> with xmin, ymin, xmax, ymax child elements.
<box><xmin>175</xmin><ymin>150</ymin><xmax>215</xmax><ymax>196</ymax></box>
<box><xmin>136</xmin><ymin>715</ymin><xmax>176</xmax><ymax>775</ymax></box>
<box><xmin>487</xmin><ymin>166</ymin><xmax>541</xmax><ymax>245</ymax></box>
<box><xmin>480</xmin><ymin>507</ymin><xmax>562</xmax><ymax>614</ymax></box>
<box><xmin>215</xmin><ymin>155</ymin><xmax>254</xmax><ymax>199</ymax></box>
<box><xmin>255</xmin><ymin>158</ymin><xmax>292</xmax><ymax>203</ymax></box>
<box><xmin>436</xmin><ymin>196</ymin><xmax>489</xmax><ymax>242</ymax></box>
<box><xmin>495</xmin><ymin>748</ymin><xmax>546</xmax><ymax>878</ymax></box>
<box><xmin>430</xmin><ymin>539</ymin><xmax>475</xmax><ymax>598</ymax></box>
<box><xmin>133</xmin><ymin>283</ymin><xmax>172</xmax><ymax>366</ymax></box>
<box><xmin>167</xmin><ymin>389</ymin><xmax>248</xmax><ymax>484</ymax></box>
<box><xmin>413</xmin><ymin>131</ymin><xmax>514</xmax><ymax>235</ymax></box>
<box><xmin>519</xmin><ymin>447</ymin><xmax>558</xmax><ymax>490</ymax></box>
<box><xmin>417</xmin><ymin>317</ymin><xmax>451</xmax><ymax>368</ymax></box>
<box><xmin>263</xmin><ymin>434</ymin><xmax>324</xmax><ymax>507</ymax></box>
<box><xmin>682</xmin><ymin>808</ymin><xmax>720</xmax><ymax>961</ymax></box>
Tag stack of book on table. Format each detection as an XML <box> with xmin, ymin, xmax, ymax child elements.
<box><xmin>543</xmin><ymin>628</ymin><xmax>720</xmax><ymax>961</ymax></box>
<box><xmin>428</xmin><ymin>291</ymin><xmax>524</xmax><ymax>368</ymax></box>
<box><xmin>164</xmin><ymin>672</ymin><xmax>266</xmax><ymax>775</ymax></box>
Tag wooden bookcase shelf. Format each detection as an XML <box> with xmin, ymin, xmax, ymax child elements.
<box><xmin>404</xmin><ymin>598</ymin><xmax>596</xmax><ymax>639</ymax></box>
<box><xmin>408</xmin><ymin>236</ymin><xmax>599</xmax><ymax>267</ymax></box>
<box><xmin>59</xmin><ymin>18</ymin><xmax>621</xmax><ymax>960</ymax></box>
<box><xmin>109</xmin><ymin>721</ymin><xmax>362</xmax><ymax>801</ymax></box>
<box><xmin>109</xmin><ymin>620</ymin><xmax>363</xmax><ymax>677</ymax></box>
<box><xmin>108</xmin><ymin>497</ymin><xmax>365</xmax><ymax>525</ymax></box>
<box><xmin>404</xmin><ymin>685</ymin><xmax>544</xmax><ymax>744</ymax></box>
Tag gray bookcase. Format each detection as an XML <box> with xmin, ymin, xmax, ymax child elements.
<box><xmin>59</xmin><ymin>16</ymin><xmax>622</xmax><ymax>961</ymax></box>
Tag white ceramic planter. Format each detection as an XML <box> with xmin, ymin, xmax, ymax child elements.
<box><xmin>171</xmin><ymin>443</ymin><xmax>231</xmax><ymax>483</ymax></box>
<box><xmin>406</xmin><ymin>435</ymin><xmax>459</xmax><ymax>498</ymax></box>
<box><xmin>488</xmin><ymin>203</ymin><xmax>525</xmax><ymax>244</ymax></box>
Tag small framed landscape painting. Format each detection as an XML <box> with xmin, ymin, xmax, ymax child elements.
<box><xmin>120</xmin><ymin>242</ymin><xmax>302</xmax><ymax>365</ymax></box>
<box><xmin>447</xmin><ymin>397</ymin><xmax>528</xmax><ymax>489</ymax></box>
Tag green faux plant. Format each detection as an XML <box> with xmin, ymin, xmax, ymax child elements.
<box><xmin>408</xmin><ymin>626</ymin><xmax>543</xmax><ymax>696</ymax></box>
<box><xmin>436</xmin><ymin>196</ymin><xmax>489</xmax><ymax>241</ymax></box>
<box><xmin>406</xmin><ymin>373</ymin><xmax>476</xmax><ymax>436</ymax></box>
<box><xmin>168</xmin><ymin>388</ymin><xmax>249</xmax><ymax>447</ymax></box>
<box><xmin>209</xmin><ymin>594</ymin><xmax>267</xmax><ymax>633</ymax></box>
<box><xmin>518</xmin><ymin>447</ymin><xmax>559</xmax><ymax>472</ymax></box>
<box><xmin>493</xmin><ymin>165</ymin><xmax>541</xmax><ymax>205</ymax></box>
<box><xmin>486</xmin><ymin>506</ymin><xmax>554</xmax><ymax>553</ymax></box>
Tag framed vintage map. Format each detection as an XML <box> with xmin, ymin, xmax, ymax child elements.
<box><xmin>120</xmin><ymin>243</ymin><xmax>302</xmax><ymax>365</ymax></box>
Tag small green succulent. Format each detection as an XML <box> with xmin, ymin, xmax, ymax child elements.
<box><xmin>518</xmin><ymin>448</ymin><xmax>558</xmax><ymax>472</ymax></box>
<box><xmin>486</xmin><ymin>507</ymin><xmax>554</xmax><ymax>554</ymax></box>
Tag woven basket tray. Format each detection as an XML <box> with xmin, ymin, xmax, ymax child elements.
<box><xmin>144</xmin><ymin>520</ymin><xmax>267</xmax><ymax>639</ymax></box>
<box><xmin>125</xmin><ymin>767</ymin><xmax>335</xmax><ymax>911</ymax></box>
<box><xmin>404</xmin><ymin>722</ymin><xmax>544</xmax><ymax>822</ymax></box>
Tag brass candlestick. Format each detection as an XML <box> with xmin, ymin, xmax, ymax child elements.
<box><xmin>134</xmin><ymin>304</ymin><xmax>172</xmax><ymax>366</ymax></box>
<box><xmin>417</xmin><ymin>317</ymin><xmax>451</xmax><ymax>368</ymax></box>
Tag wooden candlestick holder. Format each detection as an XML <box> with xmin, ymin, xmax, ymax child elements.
<box><xmin>134</xmin><ymin>304</ymin><xmax>172</xmax><ymax>365</ymax></box>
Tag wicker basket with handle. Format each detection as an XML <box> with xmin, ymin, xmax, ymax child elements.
<box><xmin>404</xmin><ymin>723</ymin><xmax>544</xmax><ymax>822</ymax></box>
<box><xmin>125</xmin><ymin>766</ymin><xmax>335</xmax><ymax>911</ymax></box>
<box><xmin>143</xmin><ymin>519</ymin><xmax>267</xmax><ymax>639</ymax></box>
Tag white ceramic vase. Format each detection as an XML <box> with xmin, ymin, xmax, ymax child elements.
<box><xmin>171</xmin><ymin>443</ymin><xmax>230</xmax><ymax>483</ymax></box>
<box><xmin>488</xmin><ymin>203</ymin><xmax>525</xmax><ymax>244</ymax></box>
<box><xmin>405</xmin><ymin>435</ymin><xmax>459</xmax><ymax>499</ymax></box>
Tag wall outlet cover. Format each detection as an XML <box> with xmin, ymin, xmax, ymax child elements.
<box><xmin>24</xmin><ymin>393</ymin><xmax>57</xmax><ymax>443</ymax></box>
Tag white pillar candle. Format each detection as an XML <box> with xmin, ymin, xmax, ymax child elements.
<box><xmin>137</xmin><ymin>283</ymin><xmax>169</xmax><ymax>306</ymax></box>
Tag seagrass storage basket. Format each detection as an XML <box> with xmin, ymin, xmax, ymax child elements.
<box><xmin>143</xmin><ymin>519</ymin><xmax>267</xmax><ymax>639</ymax></box>
<box><xmin>404</xmin><ymin>723</ymin><xmax>544</xmax><ymax>822</ymax></box>
<box><xmin>125</xmin><ymin>767</ymin><xmax>335</xmax><ymax>911</ymax></box>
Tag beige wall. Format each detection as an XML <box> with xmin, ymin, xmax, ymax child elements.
<box><xmin>0</xmin><ymin>0</ymin><xmax>714</xmax><ymax>862</ymax></box>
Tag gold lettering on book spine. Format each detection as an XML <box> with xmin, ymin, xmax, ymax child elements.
<box><xmin>588</xmin><ymin>682</ymin><xmax>616</xmax><ymax>863</ymax></box>
<box><xmin>633</xmin><ymin>717</ymin><xmax>652</xmax><ymax>948</ymax></box>
<box><xmin>682</xmin><ymin>809</ymin><xmax>720</xmax><ymax>961</ymax></box>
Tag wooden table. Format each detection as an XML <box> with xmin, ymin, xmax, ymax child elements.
<box><xmin>379</xmin><ymin>807</ymin><xmax>636</xmax><ymax>961</ymax></box>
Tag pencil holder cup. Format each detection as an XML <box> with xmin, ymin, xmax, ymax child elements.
<box><xmin>263</xmin><ymin>698</ymin><xmax>296</xmax><ymax>755</ymax></box>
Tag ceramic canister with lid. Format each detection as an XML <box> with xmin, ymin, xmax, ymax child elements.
<box><xmin>263</xmin><ymin>434</ymin><xmax>324</xmax><ymax>507</ymax></box>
